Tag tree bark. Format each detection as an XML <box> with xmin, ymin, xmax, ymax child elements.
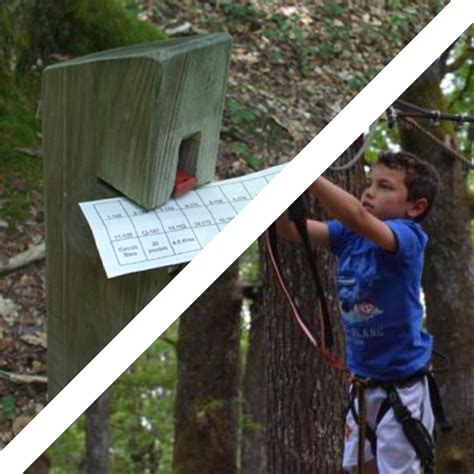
<box><xmin>263</xmin><ymin>149</ymin><xmax>365</xmax><ymax>473</ymax></box>
<box><xmin>399</xmin><ymin>63</ymin><xmax>474</xmax><ymax>473</ymax></box>
<box><xmin>83</xmin><ymin>390</ymin><xmax>111</xmax><ymax>474</ymax></box>
<box><xmin>241</xmin><ymin>285</ymin><xmax>266</xmax><ymax>474</ymax></box>
<box><xmin>173</xmin><ymin>264</ymin><xmax>241</xmax><ymax>474</ymax></box>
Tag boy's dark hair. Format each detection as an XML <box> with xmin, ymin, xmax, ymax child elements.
<box><xmin>377</xmin><ymin>150</ymin><xmax>440</xmax><ymax>221</ymax></box>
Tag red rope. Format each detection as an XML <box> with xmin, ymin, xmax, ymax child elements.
<box><xmin>263</xmin><ymin>230</ymin><xmax>349</xmax><ymax>378</ymax></box>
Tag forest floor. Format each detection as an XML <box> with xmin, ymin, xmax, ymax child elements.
<box><xmin>0</xmin><ymin>0</ymin><xmax>437</xmax><ymax>449</ymax></box>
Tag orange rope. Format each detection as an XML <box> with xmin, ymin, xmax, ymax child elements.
<box><xmin>263</xmin><ymin>230</ymin><xmax>349</xmax><ymax>378</ymax></box>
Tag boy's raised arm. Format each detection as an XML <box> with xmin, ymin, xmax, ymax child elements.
<box><xmin>275</xmin><ymin>210</ymin><xmax>330</xmax><ymax>248</ymax></box>
<box><xmin>309</xmin><ymin>176</ymin><xmax>397</xmax><ymax>252</ymax></box>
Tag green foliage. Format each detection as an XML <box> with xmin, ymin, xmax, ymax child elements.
<box><xmin>228</xmin><ymin>99</ymin><xmax>257</xmax><ymax>125</ymax></box>
<box><xmin>1</xmin><ymin>394</ymin><xmax>16</xmax><ymax>420</ymax></box>
<box><xmin>267</xmin><ymin>11</ymin><xmax>317</xmax><ymax>75</ymax></box>
<box><xmin>347</xmin><ymin>68</ymin><xmax>380</xmax><ymax>92</ymax></box>
<box><xmin>471</xmin><ymin>218</ymin><xmax>474</xmax><ymax>259</ymax></box>
<box><xmin>441</xmin><ymin>32</ymin><xmax>473</xmax><ymax>154</ymax></box>
<box><xmin>221</xmin><ymin>4</ymin><xmax>259</xmax><ymax>20</ymax></box>
<box><xmin>123</xmin><ymin>0</ymin><xmax>148</xmax><ymax>17</ymax></box>
<box><xmin>0</xmin><ymin>72</ymin><xmax>42</xmax><ymax>224</ymax></box>
<box><xmin>21</xmin><ymin>0</ymin><xmax>166</xmax><ymax>64</ymax></box>
<box><xmin>360</xmin><ymin>3</ymin><xmax>420</xmax><ymax>45</ymax></box>
<box><xmin>49</xmin><ymin>417</ymin><xmax>86</xmax><ymax>472</ymax></box>
<box><xmin>291</xmin><ymin>26</ymin><xmax>315</xmax><ymax>76</ymax></box>
<box><xmin>229</xmin><ymin>142</ymin><xmax>261</xmax><ymax>169</ymax></box>
<box><xmin>0</xmin><ymin>2</ymin><xmax>25</xmax><ymax>69</ymax></box>
<box><xmin>48</xmin><ymin>324</ymin><xmax>178</xmax><ymax>473</ymax></box>
<box><xmin>239</xmin><ymin>241</ymin><xmax>261</xmax><ymax>285</ymax></box>
<box><xmin>227</xmin><ymin>99</ymin><xmax>262</xmax><ymax>168</ymax></box>
<box><xmin>0</xmin><ymin>3</ymin><xmax>41</xmax><ymax>224</ymax></box>
<box><xmin>240</xmin><ymin>415</ymin><xmax>263</xmax><ymax>434</ymax></box>
<box><xmin>109</xmin><ymin>331</ymin><xmax>177</xmax><ymax>473</ymax></box>
<box><xmin>468</xmin><ymin>172</ymin><xmax>474</xmax><ymax>191</ymax></box>
<box><xmin>365</xmin><ymin>121</ymin><xmax>400</xmax><ymax>165</ymax></box>
<box><xmin>317</xmin><ymin>42</ymin><xmax>336</xmax><ymax>59</ymax></box>
<box><xmin>0</xmin><ymin>0</ymin><xmax>166</xmax><ymax>224</ymax></box>
<box><xmin>321</xmin><ymin>2</ymin><xmax>346</xmax><ymax>17</ymax></box>
<box><xmin>221</xmin><ymin>4</ymin><xmax>253</xmax><ymax>17</ymax></box>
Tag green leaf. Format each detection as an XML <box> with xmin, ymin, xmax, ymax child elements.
<box><xmin>229</xmin><ymin>142</ymin><xmax>261</xmax><ymax>168</ymax></box>
<box><xmin>242</xmin><ymin>153</ymin><xmax>261</xmax><ymax>168</ymax></box>
<box><xmin>228</xmin><ymin>99</ymin><xmax>257</xmax><ymax>124</ymax></box>
<box><xmin>2</xmin><ymin>394</ymin><xmax>16</xmax><ymax>419</ymax></box>
<box><xmin>322</xmin><ymin>2</ymin><xmax>346</xmax><ymax>16</ymax></box>
<box><xmin>229</xmin><ymin>141</ymin><xmax>248</xmax><ymax>154</ymax></box>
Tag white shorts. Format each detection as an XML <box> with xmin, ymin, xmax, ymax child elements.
<box><xmin>343</xmin><ymin>378</ymin><xmax>434</xmax><ymax>474</ymax></box>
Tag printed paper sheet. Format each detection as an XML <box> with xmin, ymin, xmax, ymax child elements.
<box><xmin>80</xmin><ymin>164</ymin><xmax>284</xmax><ymax>278</ymax></box>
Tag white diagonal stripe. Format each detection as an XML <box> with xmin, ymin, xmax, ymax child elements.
<box><xmin>0</xmin><ymin>1</ymin><xmax>472</xmax><ymax>471</ymax></box>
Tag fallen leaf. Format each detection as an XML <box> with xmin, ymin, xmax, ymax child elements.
<box><xmin>20</xmin><ymin>333</ymin><xmax>47</xmax><ymax>349</ymax></box>
<box><xmin>0</xmin><ymin>297</ymin><xmax>19</xmax><ymax>324</ymax></box>
<box><xmin>12</xmin><ymin>415</ymin><xmax>33</xmax><ymax>435</ymax></box>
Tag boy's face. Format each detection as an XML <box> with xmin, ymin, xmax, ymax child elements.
<box><xmin>361</xmin><ymin>164</ymin><xmax>425</xmax><ymax>221</ymax></box>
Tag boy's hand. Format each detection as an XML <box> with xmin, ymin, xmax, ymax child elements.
<box><xmin>309</xmin><ymin>176</ymin><xmax>397</xmax><ymax>252</ymax></box>
<box><xmin>288</xmin><ymin>194</ymin><xmax>309</xmax><ymax>223</ymax></box>
<box><xmin>275</xmin><ymin>209</ymin><xmax>329</xmax><ymax>248</ymax></box>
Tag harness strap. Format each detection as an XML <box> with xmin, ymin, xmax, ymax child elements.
<box><xmin>353</xmin><ymin>380</ymin><xmax>367</xmax><ymax>474</ymax></box>
<box><xmin>264</xmin><ymin>224</ymin><xmax>348</xmax><ymax>374</ymax></box>
<box><xmin>288</xmin><ymin>194</ymin><xmax>334</xmax><ymax>348</ymax></box>
<box><xmin>385</xmin><ymin>385</ymin><xmax>435</xmax><ymax>474</ymax></box>
<box><xmin>426</xmin><ymin>372</ymin><xmax>452</xmax><ymax>432</ymax></box>
<box><xmin>347</xmin><ymin>384</ymin><xmax>377</xmax><ymax>458</ymax></box>
<box><xmin>348</xmin><ymin>371</ymin><xmax>447</xmax><ymax>473</ymax></box>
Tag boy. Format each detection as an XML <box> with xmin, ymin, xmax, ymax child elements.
<box><xmin>276</xmin><ymin>151</ymin><xmax>441</xmax><ymax>474</ymax></box>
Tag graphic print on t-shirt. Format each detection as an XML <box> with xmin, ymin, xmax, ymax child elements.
<box><xmin>336</xmin><ymin>246</ymin><xmax>383</xmax><ymax>324</ymax></box>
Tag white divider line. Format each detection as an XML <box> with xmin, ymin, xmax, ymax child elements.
<box><xmin>1</xmin><ymin>1</ymin><xmax>472</xmax><ymax>471</ymax></box>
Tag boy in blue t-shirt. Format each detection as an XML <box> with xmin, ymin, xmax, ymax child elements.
<box><xmin>276</xmin><ymin>151</ymin><xmax>441</xmax><ymax>474</ymax></box>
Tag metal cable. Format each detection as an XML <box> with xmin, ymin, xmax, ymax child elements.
<box><xmin>329</xmin><ymin>122</ymin><xmax>377</xmax><ymax>171</ymax></box>
<box><xmin>394</xmin><ymin>99</ymin><xmax>474</xmax><ymax>124</ymax></box>
<box><xmin>399</xmin><ymin>114</ymin><xmax>473</xmax><ymax>168</ymax></box>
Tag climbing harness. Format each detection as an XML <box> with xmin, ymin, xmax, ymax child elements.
<box><xmin>346</xmin><ymin>368</ymin><xmax>452</xmax><ymax>474</ymax></box>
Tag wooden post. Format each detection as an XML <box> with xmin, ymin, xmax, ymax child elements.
<box><xmin>42</xmin><ymin>33</ymin><xmax>232</xmax><ymax>398</ymax></box>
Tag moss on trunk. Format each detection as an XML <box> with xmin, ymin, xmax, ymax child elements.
<box><xmin>0</xmin><ymin>0</ymin><xmax>166</xmax><ymax>224</ymax></box>
<box><xmin>21</xmin><ymin>0</ymin><xmax>166</xmax><ymax>66</ymax></box>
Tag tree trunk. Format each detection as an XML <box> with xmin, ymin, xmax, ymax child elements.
<box><xmin>241</xmin><ymin>285</ymin><xmax>266</xmax><ymax>474</ymax></box>
<box><xmin>399</xmin><ymin>64</ymin><xmax>474</xmax><ymax>473</ymax></box>
<box><xmin>173</xmin><ymin>264</ymin><xmax>241</xmax><ymax>474</ymax></box>
<box><xmin>263</xmin><ymin>150</ymin><xmax>365</xmax><ymax>473</ymax></box>
<box><xmin>83</xmin><ymin>390</ymin><xmax>111</xmax><ymax>474</ymax></box>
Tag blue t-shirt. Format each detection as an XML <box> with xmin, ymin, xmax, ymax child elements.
<box><xmin>327</xmin><ymin>218</ymin><xmax>432</xmax><ymax>380</ymax></box>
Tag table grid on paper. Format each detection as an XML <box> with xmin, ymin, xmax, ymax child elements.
<box><xmin>91</xmin><ymin>172</ymin><xmax>278</xmax><ymax>268</ymax></box>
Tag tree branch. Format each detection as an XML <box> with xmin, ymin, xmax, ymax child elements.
<box><xmin>0</xmin><ymin>241</ymin><xmax>45</xmax><ymax>275</ymax></box>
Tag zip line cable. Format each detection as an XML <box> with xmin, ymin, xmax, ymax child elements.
<box><xmin>394</xmin><ymin>99</ymin><xmax>474</xmax><ymax>124</ymax></box>
<box><xmin>326</xmin><ymin>100</ymin><xmax>473</xmax><ymax>175</ymax></box>
<box><xmin>398</xmin><ymin>114</ymin><xmax>474</xmax><ymax>168</ymax></box>
<box><xmin>329</xmin><ymin>123</ymin><xmax>377</xmax><ymax>172</ymax></box>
